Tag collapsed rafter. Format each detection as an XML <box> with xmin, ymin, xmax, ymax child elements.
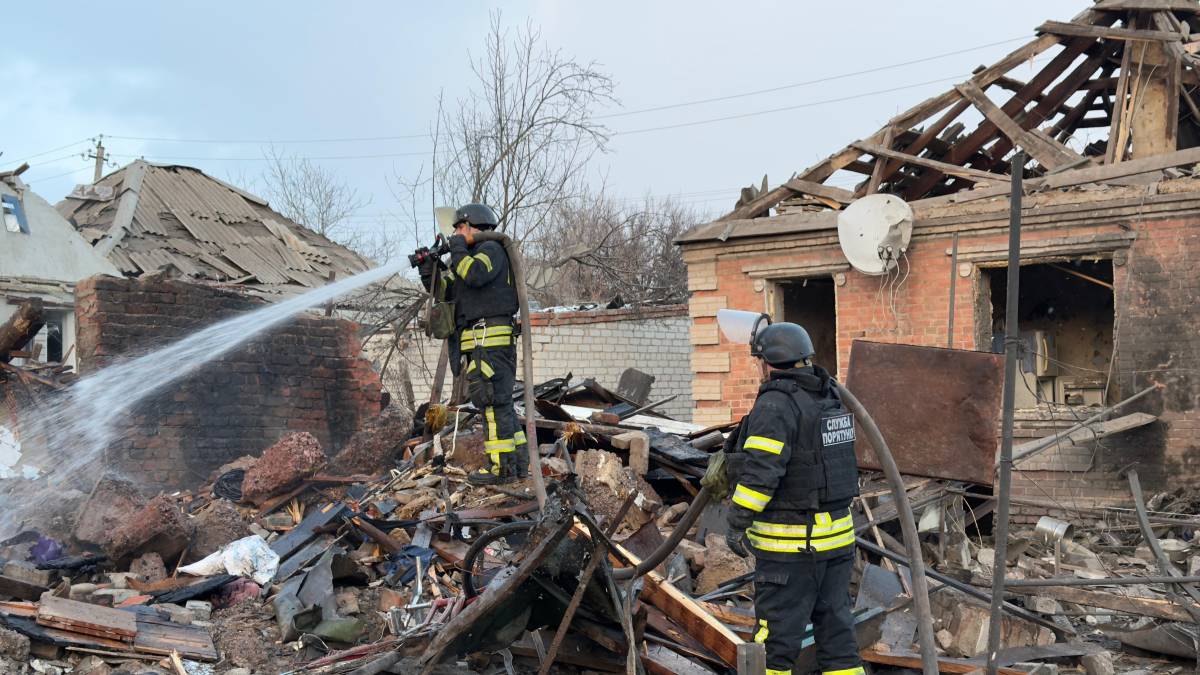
<box><xmin>724</xmin><ymin>1</ymin><xmax>1200</xmax><ymax>220</ymax></box>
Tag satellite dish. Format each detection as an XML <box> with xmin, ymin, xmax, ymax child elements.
<box><xmin>434</xmin><ymin>207</ymin><xmax>458</xmax><ymax>238</ymax></box>
<box><xmin>836</xmin><ymin>194</ymin><xmax>914</xmax><ymax>275</ymax></box>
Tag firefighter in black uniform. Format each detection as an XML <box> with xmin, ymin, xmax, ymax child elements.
<box><xmin>418</xmin><ymin>204</ymin><xmax>528</xmax><ymax>485</ymax></box>
<box><xmin>725</xmin><ymin>321</ymin><xmax>864</xmax><ymax>675</ymax></box>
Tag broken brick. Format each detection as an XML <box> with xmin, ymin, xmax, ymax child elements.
<box><xmin>241</xmin><ymin>431</ymin><xmax>326</xmax><ymax>504</ymax></box>
<box><xmin>103</xmin><ymin>495</ymin><xmax>194</xmax><ymax>562</ymax></box>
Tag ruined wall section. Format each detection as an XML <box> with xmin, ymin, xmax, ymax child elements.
<box><xmin>371</xmin><ymin>306</ymin><xmax>693</xmax><ymax>421</ymax></box>
<box><xmin>75</xmin><ymin>275</ymin><xmax>382</xmax><ymax>488</ymax></box>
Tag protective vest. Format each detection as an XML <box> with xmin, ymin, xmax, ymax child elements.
<box><xmin>453</xmin><ymin>241</ymin><xmax>519</xmax><ymax>328</ymax></box>
<box><xmin>740</xmin><ymin>373</ymin><xmax>860</xmax><ymax>515</ymax></box>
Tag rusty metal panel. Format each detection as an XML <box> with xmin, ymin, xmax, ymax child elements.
<box><xmin>845</xmin><ymin>340</ymin><xmax>1003</xmax><ymax>486</ymax></box>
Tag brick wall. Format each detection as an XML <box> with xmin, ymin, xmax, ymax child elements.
<box><xmin>75</xmin><ymin>275</ymin><xmax>382</xmax><ymax>488</ymax></box>
<box><xmin>367</xmin><ymin>306</ymin><xmax>694</xmax><ymax>421</ymax></box>
<box><xmin>681</xmin><ymin>191</ymin><xmax>1200</xmax><ymax>516</ymax></box>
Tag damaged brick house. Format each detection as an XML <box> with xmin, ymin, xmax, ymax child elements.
<box><xmin>25</xmin><ymin>162</ymin><xmax>388</xmax><ymax>486</ymax></box>
<box><xmin>679</xmin><ymin>1</ymin><xmax>1200</xmax><ymax>516</ymax></box>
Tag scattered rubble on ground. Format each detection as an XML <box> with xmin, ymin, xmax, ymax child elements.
<box><xmin>0</xmin><ymin>366</ymin><xmax>1198</xmax><ymax>675</ymax></box>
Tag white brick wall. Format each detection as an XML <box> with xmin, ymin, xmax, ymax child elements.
<box><xmin>365</xmin><ymin>312</ymin><xmax>694</xmax><ymax>421</ymax></box>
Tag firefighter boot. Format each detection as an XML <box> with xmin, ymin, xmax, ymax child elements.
<box><xmin>511</xmin><ymin>437</ymin><xmax>530</xmax><ymax>478</ymax></box>
<box><xmin>467</xmin><ymin>451</ymin><xmax>517</xmax><ymax>486</ymax></box>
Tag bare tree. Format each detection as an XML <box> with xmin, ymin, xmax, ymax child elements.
<box><xmin>527</xmin><ymin>194</ymin><xmax>702</xmax><ymax>307</ymax></box>
<box><xmin>258</xmin><ymin>146</ymin><xmax>391</xmax><ymax>259</ymax></box>
<box><xmin>399</xmin><ymin>14</ymin><xmax>616</xmax><ymax>248</ymax></box>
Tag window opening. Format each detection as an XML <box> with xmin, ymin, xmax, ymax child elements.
<box><xmin>984</xmin><ymin>260</ymin><xmax>1114</xmax><ymax>407</ymax></box>
<box><xmin>2</xmin><ymin>195</ymin><xmax>28</xmax><ymax>234</ymax></box>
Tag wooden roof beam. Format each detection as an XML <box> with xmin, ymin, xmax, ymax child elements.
<box><xmin>1038</xmin><ymin>20</ymin><xmax>1185</xmax><ymax>42</ymax></box>
<box><xmin>852</xmin><ymin>141</ymin><xmax>1005</xmax><ymax>185</ymax></box>
<box><xmin>905</xmin><ymin>37</ymin><xmax>1101</xmax><ymax>198</ymax></box>
<box><xmin>983</xmin><ymin>47</ymin><xmax>1113</xmax><ymax>168</ymax></box>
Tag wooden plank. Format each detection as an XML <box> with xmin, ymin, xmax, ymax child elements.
<box><xmin>865</xmin><ymin>127</ymin><xmax>895</xmax><ymax>195</ymax></box>
<box><xmin>779</xmin><ymin>179</ymin><xmax>856</xmax><ymax>205</ymax></box>
<box><xmin>37</xmin><ymin>595</ymin><xmax>137</xmax><ymax>642</ymax></box>
<box><xmin>1006</xmin><ymin>585</ymin><xmax>1193</xmax><ymax>622</ymax></box>
<box><xmin>133</xmin><ymin>617</ymin><xmax>219</xmax><ymax>662</ymax></box>
<box><xmin>1109</xmin><ymin>41</ymin><xmax>1136</xmax><ymax>163</ymax></box>
<box><xmin>1012</xmin><ymin>412</ymin><xmax>1157</xmax><ymax>458</ymax></box>
<box><xmin>861</xmin><ymin>649</ymin><xmax>1027</xmax><ymax>675</ymax></box>
<box><xmin>1038</xmin><ymin>20</ymin><xmax>1184</xmax><ymax>42</ymax></box>
<box><xmin>852</xmin><ymin>142</ymin><xmax>1004</xmax><ymax>184</ymax></box>
<box><xmin>610</xmin><ymin>541</ymin><xmax>744</xmax><ymax>668</ymax></box>
<box><xmin>1097</xmin><ymin>0</ymin><xmax>1200</xmax><ymax>11</ymax></box>
<box><xmin>956</xmin><ymin>81</ymin><xmax>1075</xmax><ymax>168</ymax></box>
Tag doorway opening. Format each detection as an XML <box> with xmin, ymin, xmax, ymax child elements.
<box><xmin>779</xmin><ymin>276</ymin><xmax>838</xmax><ymax>377</ymax></box>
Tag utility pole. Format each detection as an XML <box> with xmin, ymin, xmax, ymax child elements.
<box><xmin>986</xmin><ymin>150</ymin><xmax>1024</xmax><ymax>675</ymax></box>
<box><xmin>85</xmin><ymin>136</ymin><xmax>106</xmax><ymax>183</ymax></box>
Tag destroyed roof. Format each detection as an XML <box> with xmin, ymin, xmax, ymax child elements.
<box><xmin>687</xmin><ymin>0</ymin><xmax>1200</xmax><ymax>241</ymax></box>
<box><xmin>56</xmin><ymin>160</ymin><xmax>372</xmax><ymax>297</ymax></box>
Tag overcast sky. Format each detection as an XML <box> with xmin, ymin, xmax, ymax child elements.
<box><xmin>3</xmin><ymin>1</ymin><xmax>1082</xmax><ymax>248</ymax></box>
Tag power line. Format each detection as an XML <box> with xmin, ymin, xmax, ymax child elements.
<box><xmin>105</xmin><ymin>132</ymin><xmax>428</xmax><ymax>144</ymax></box>
<box><xmin>26</xmin><ymin>165</ymin><xmax>90</xmax><ymax>184</ymax></box>
<box><xmin>595</xmin><ymin>36</ymin><xmax>1027</xmax><ymax>120</ymax></box>
<box><xmin>79</xmin><ymin>35</ymin><xmax>1028</xmax><ymax>148</ymax></box>
<box><xmin>5</xmin><ymin>137</ymin><xmax>93</xmax><ymax>166</ymax></box>
<box><xmin>106</xmin><ymin>150</ymin><xmax>433</xmax><ymax>162</ymax></box>
<box><xmin>611</xmin><ymin>74</ymin><xmax>964</xmax><ymax>136</ymax></box>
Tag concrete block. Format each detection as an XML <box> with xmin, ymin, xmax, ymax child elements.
<box><xmin>1027</xmin><ymin>596</ymin><xmax>1062</xmax><ymax>615</ymax></box>
<box><xmin>611</xmin><ymin>431</ymin><xmax>650</xmax><ymax>476</ymax></box>
<box><xmin>157</xmin><ymin>603</ymin><xmax>192</xmax><ymax>625</ymax></box>
<box><xmin>2</xmin><ymin>561</ymin><xmax>50</xmax><ymax>587</ymax></box>
<box><xmin>185</xmin><ymin>600</ymin><xmax>212</xmax><ymax>622</ymax></box>
<box><xmin>1081</xmin><ymin>651</ymin><xmax>1115</xmax><ymax>675</ymax></box>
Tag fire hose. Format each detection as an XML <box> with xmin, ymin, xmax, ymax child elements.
<box><xmin>469</xmin><ymin>230</ymin><xmax>548</xmax><ymax>508</ymax></box>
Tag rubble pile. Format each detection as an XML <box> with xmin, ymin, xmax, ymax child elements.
<box><xmin>0</xmin><ymin>370</ymin><xmax>1196</xmax><ymax>675</ymax></box>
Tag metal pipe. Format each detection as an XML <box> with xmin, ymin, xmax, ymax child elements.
<box><xmin>1006</xmin><ymin>575</ymin><xmax>1200</xmax><ymax>587</ymax></box>
<box><xmin>472</xmin><ymin>231</ymin><xmax>547</xmax><ymax>508</ymax></box>
<box><xmin>1127</xmin><ymin>469</ymin><xmax>1200</xmax><ymax>623</ymax></box>
<box><xmin>611</xmin><ymin>487</ymin><xmax>713</xmax><ymax>581</ymax></box>
<box><xmin>834</xmin><ymin>383</ymin><xmax>938</xmax><ymax>675</ymax></box>
<box><xmin>947</xmin><ymin>232</ymin><xmax>959</xmax><ymax>348</ymax></box>
<box><xmin>987</xmin><ymin>150</ymin><xmax>1024</xmax><ymax>675</ymax></box>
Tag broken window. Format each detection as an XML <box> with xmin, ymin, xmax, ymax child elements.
<box><xmin>983</xmin><ymin>260</ymin><xmax>1114</xmax><ymax>408</ymax></box>
<box><xmin>2</xmin><ymin>195</ymin><xmax>28</xmax><ymax>234</ymax></box>
<box><xmin>778</xmin><ymin>276</ymin><xmax>838</xmax><ymax>377</ymax></box>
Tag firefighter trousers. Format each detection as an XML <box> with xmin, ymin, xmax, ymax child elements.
<box><xmin>753</xmin><ymin>552</ymin><xmax>863</xmax><ymax>675</ymax></box>
<box><xmin>463</xmin><ymin>342</ymin><xmax>520</xmax><ymax>474</ymax></box>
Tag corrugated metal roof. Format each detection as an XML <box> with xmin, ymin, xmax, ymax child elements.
<box><xmin>58</xmin><ymin>161</ymin><xmax>374</xmax><ymax>298</ymax></box>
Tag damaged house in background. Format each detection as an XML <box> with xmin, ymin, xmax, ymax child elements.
<box><xmin>680</xmin><ymin>0</ymin><xmax>1200</xmax><ymax>522</ymax></box>
<box><xmin>0</xmin><ymin>165</ymin><xmax>120</xmax><ymax>371</ymax></box>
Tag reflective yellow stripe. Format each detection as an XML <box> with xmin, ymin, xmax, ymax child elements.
<box><xmin>822</xmin><ymin>668</ymin><xmax>864</xmax><ymax>675</ymax></box>
<box><xmin>456</xmin><ymin>256</ymin><xmax>474</xmax><ymax>277</ymax></box>
<box><xmin>461</xmin><ymin>325</ymin><xmax>513</xmax><ymax>339</ymax></box>
<box><xmin>485</xmin><ymin>407</ymin><xmax>498</xmax><ymax>440</ymax></box>
<box><xmin>474</xmin><ymin>252</ymin><xmax>493</xmax><ymax>272</ymax></box>
<box><xmin>514</xmin><ymin>431</ymin><xmax>527</xmax><ymax>445</ymax></box>
<box><xmin>460</xmin><ymin>336</ymin><xmax>513</xmax><ymax>350</ymax></box>
<box><xmin>732</xmin><ymin>484</ymin><xmax>771</xmax><ymax>512</ymax></box>
<box><xmin>767</xmin><ymin>670</ymin><xmax>792</xmax><ymax>675</ymax></box>
<box><xmin>815</xmin><ymin>511</ymin><xmax>832</xmax><ymax>527</ymax></box>
<box><xmin>754</xmin><ymin>619</ymin><xmax>769</xmax><ymax>644</ymax></box>
<box><xmin>485</xmin><ymin>439</ymin><xmax>516</xmax><ymax>452</ymax></box>
<box><xmin>747</xmin><ymin>528</ymin><xmax>856</xmax><ymax>553</ymax></box>
<box><xmin>744</xmin><ymin>435</ymin><xmax>784</xmax><ymax>454</ymax></box>
<box><xmin>750</xmin><ymin>513</ymin><xmax>853</xmax><ymax>538</ymax></box>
